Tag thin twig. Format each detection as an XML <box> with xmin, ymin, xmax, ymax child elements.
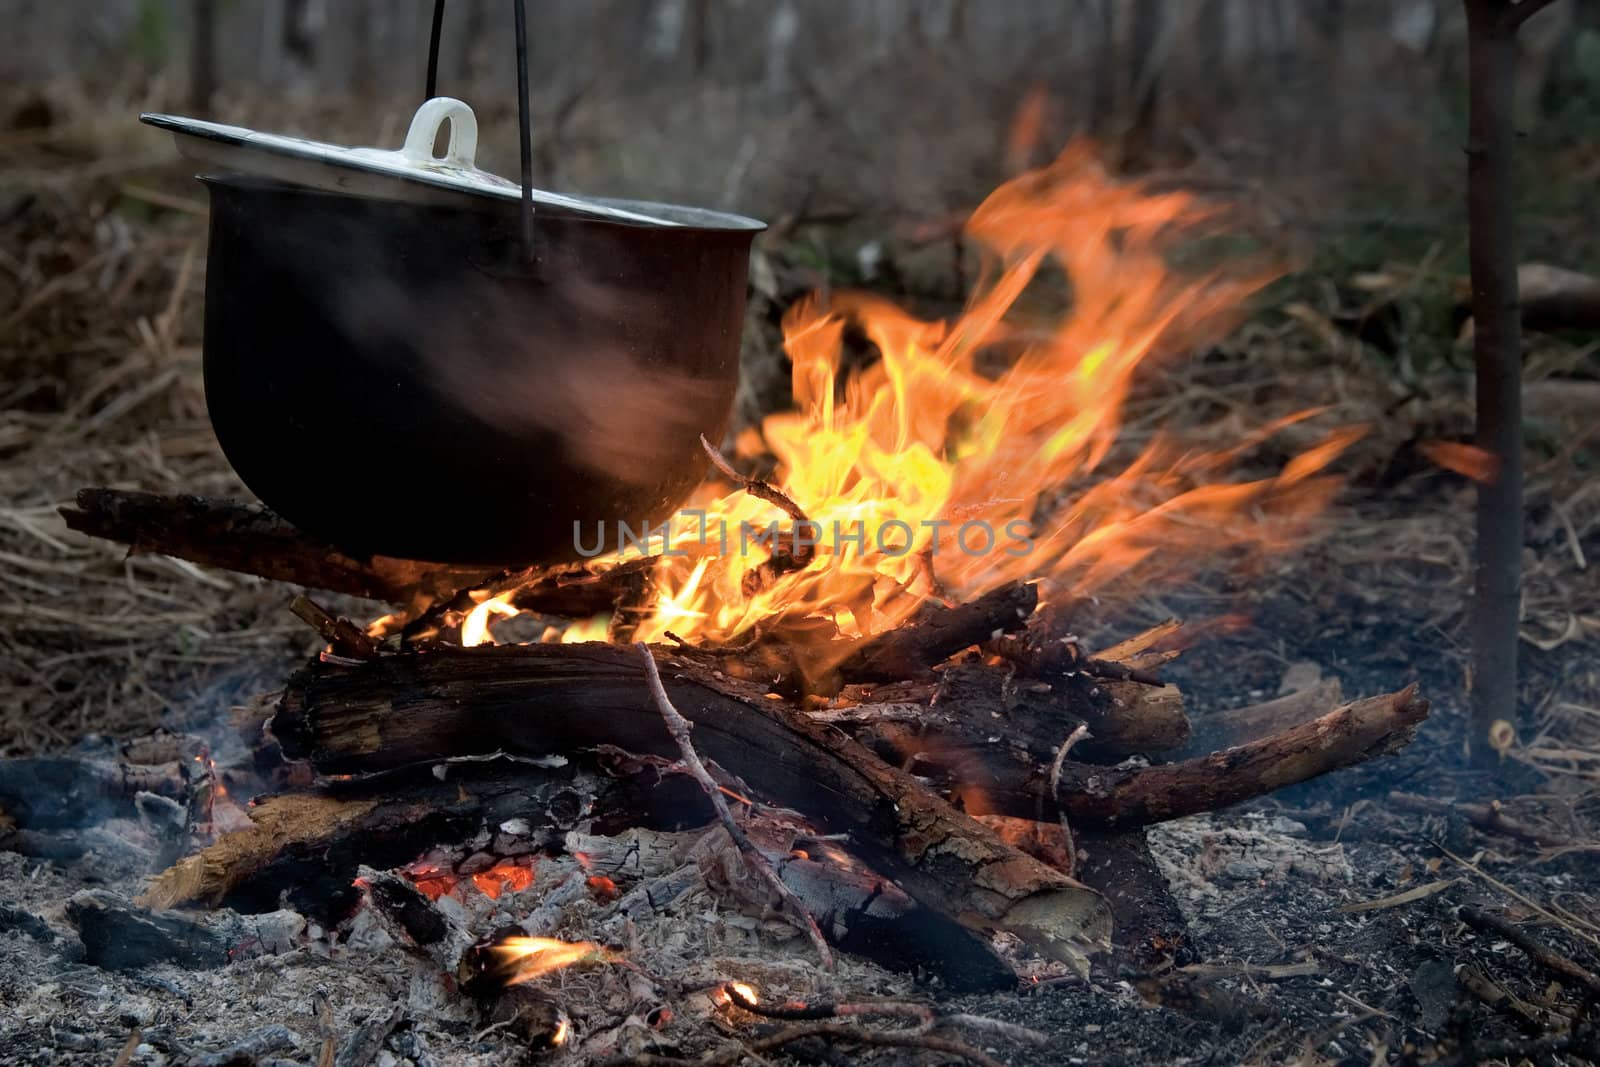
<box><xmin>112</xmin><ymin>1030</ymin><xmax>142</xmax><ymax>1067</ymax></box>
<box><xmin>1439</xmin><ymin>845</ymin><xmax>1600</xmax><ymax>950</ymax></box>
<box><xmin>1046</xmin><ymin>723</ymin><xmax>1091</xmax><ymax>878</ymax></box>
<box><xmin>699</xmin><ymin>435</ymin><xmax>810</xmax><ymax>524</ymax></box>
<box><xmin>725</xmin><ymin>985</ymin><xmax>1047</xmax><ymax>1045</ymax></box>
<box><xmin>699</xmin><ymin>435</ymin><xmax>817</xmax><ymax>593</ymax></box>
<box><xmin>636</xmin><ymin>643</ymin><xmax>834</xmax><ymax>969</ymax></box>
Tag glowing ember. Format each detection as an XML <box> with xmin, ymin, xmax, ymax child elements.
<box><xmin>471</xmin><ymin>862</ymin><xmax>535</xmax><ymax>900</ymax></box>
<box><xmin>454</xmin><ymin>143</ymin><xmax>1361</xmax><ymax>651</ymax></box>
<box><xmin>494</xmin><ymin>936</ymin><xmax>608</xmax><ymax>984</ymax></box>
<box><xmin>403</xmin><ymin>857</ymin><xmax>534</xmax><ymax>902</ymax></box>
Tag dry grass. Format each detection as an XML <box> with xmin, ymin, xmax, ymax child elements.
<box><xmin>0</xmin><ymin>87</ymin><xmax>314</xmax><ymax>755</ymax></box>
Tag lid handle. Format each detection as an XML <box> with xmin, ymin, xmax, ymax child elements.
<box><xmin>401</xmin><ymin>97</ymin><xmax>480</xmax><ymax>169</ymax></box>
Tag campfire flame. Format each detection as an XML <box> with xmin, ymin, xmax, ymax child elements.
<box><xmin>468</xmin><ymin>144</ymin><xmax>1361</xmax><ymax>649</ymax></box>
<box><xmin>493</xmin><ymin>936</ymin><xmax>608</xmax><ymax>984</ymax></box>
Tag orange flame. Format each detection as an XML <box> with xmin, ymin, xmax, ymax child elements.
<box><xmin>461</xmin><ymin>144</ymin><xmax>1360</xmax><ymax>651</ymax></box>
<box><xmin>494</xmin><ymin>936</ymin><xmax>609</xmax><ymax>984</ymax></box>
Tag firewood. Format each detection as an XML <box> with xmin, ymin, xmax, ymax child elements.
<box><xmin>944</xmin><ymin>686</ymin><xmax>1429</xmax><ymax>829</ymax></box>
<box><xmin>837</xmin><ymin>664</ymin><xmax>1188</xmax><ymax>763</ymax></box>
<box><xmin>270</xmin><ymin>642</ymin><xmax>1113</xmax><ymax>971</ymax></box>
<box><xmin>1175</xmin><ymin>678</ymin><xmax>1344</xmax><ymax>758</ymax></box>
<box><xmin>59</xmin><ymin>489</ymin><xmax>649</xmax><ymax>616</ymax></box>
<box><xmin>636</xmin><ymin>643</ymin><xmax>835</xmax><ymax>969</ymax></box>
<box><xmin>831</xmin><ymin>581</ymin><xmax>1038</xmax><ymax>683</ymax></box>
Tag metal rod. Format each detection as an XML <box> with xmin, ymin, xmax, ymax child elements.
<box><xmin>425</xmin><ymin>0</ymin><xmax>446</xmax><ymax>101</ymax></box>
<box><xmin>513</xmin><ymin>0</ymin><xmax>535</xmax><ymax>259</ymax></box>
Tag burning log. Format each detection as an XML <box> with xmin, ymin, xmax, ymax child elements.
<box><xmin>830</xmin><ymin>580</ymin><xmax>1038</xmax><ymax>683</ymax></box>
<box><xmin>59</xmin><ymin>488</ymin><xmax>650</xmax><ymax>616</ymax></box>
<box><xmin>270</xmin><ymin>642</ymin><xmax>1114</xmax><ymax>971</ymax></box>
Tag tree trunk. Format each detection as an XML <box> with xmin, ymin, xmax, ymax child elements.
<box><xmin>1464</xmin><ymin>0</ymin><xmax>1528</xmax><ymax>766</ymax></box>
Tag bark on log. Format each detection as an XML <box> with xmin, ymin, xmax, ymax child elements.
<box><xmin>1036</xmin><ymin>686</ymin><xmax>1428</xmax><ymax>829</ymax></box>
<box><xmin>59</xmin><ymin>489</ymin><xmax>650</xmax><ymax>616</ymax></box>
<box><xmin>271</xmin><ymin>643</ymin><xmax>1113</xmax><ymax>969</ymax></box>
<box><xmin>838</xmin><ymin>663</ymin><xmax>1189</xmax><ymax>762</ymax></box>
<box><xmin>1175</xmin><ymin>679</ymin><xmax>1344</xmax><ymax>759</ymax></box>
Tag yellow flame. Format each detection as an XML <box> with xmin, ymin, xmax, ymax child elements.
<box><xmin>493</xmin><ymin>936</ymin><xmax>607</xmax><ymax>984</ymax></box>
<box><xmin>448</xmin><ymin>142</ymin><xmax>1360</xmax><ymax>654</ymax></box>
<box><xmin>461</xmin><ymin>593</ymin><xmax>519</xmax><ymax>648</ymax></box>
<box><xmin>725</xmin><ymin>981</ymin><xmax>760</xmax><ymax>1005</ymax></box>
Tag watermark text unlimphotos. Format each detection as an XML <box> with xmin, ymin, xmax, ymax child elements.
<box><xmin>574</xmin><ymin>512</ymin><xmax>1034</xmax><ymax>561</ymax></box>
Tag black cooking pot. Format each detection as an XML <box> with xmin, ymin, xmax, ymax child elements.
<box><xmin>146</xmin><ymin>99</ymin><xmax>763</xmax><ymax>566</ymax></box>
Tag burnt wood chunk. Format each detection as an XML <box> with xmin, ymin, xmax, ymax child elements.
<box><xmin>270</xmin><ymin>642</ymin><xmax>1113</xmax><ymax>969</ymax></box>
<box><xmin>66</xmin><ymin>889</ymin><xmax>232</xmax><ymax>971</ymax></box>
<box><xmin>0</xmin><ymin>757</ymin><xmax>188</xmax><ymax>830</ymax></box>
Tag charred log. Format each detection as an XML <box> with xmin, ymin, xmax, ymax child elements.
<box><xmin>836</xmin><ymin>662</ymin><xmax>1188</xmax><ymax>764</ymax></box>
<box><xmin>59</xmin><ymin>489</ymin><xmax>650</xmax><ymax>617</ymax></box>
<box><xmin>270</xmin><ymin>642</ymin><xmax>1113</xmax><ymax>969</ymax></box>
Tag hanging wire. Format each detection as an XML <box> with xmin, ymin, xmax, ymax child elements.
<box><xmin>425</xmin><ymin>0</ymin><xmax>446</xmax><ymax>101</ymax></box>
<box><xmin>513</xmin><ymin>0</ymin><xmax>535</xmax><ymax>259</ymax></box>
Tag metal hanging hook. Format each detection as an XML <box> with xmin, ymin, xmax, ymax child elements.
<box><xmin>423</xmin><ymin>0</ymin><xmax>536</xmax><ymax>262</ymax></box>
<box><xmin>513</xmin><ymin>0</ymin><xmax>535</xmax><ymax>260</ymax></box>
<box><xmin>425</xmin><ymin>0</ymin><xmax>445</xmax><ymax>101</ymax></box>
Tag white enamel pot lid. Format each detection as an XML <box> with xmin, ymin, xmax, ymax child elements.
<box><xmin>142</xmin><ymin>97</ymin><xmax>764</xmax><ymax>231</ymax></box>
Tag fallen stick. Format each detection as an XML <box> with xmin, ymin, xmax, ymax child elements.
<box><xmin>59</xmin><ymin>489</ymin><xmax>649</xmax><ymax>616</ymax></box>
<box><xmin>1389</xmin><ymin>792</ymin><xmax>1569</xmax><ymax>849</ymax></box>
<box><xmin>1458</xmin><ymin>905</ymin><xmax>1600</xmax><ymax>998</ymax></box>
<box><xmin>636</xmin><ymin>643</ymin><xmax>834</xmax><ymax>970</ymax></box>
<box><xmin>271</xmin><ymin>642</ymin><xmax>1112</xmax><ymax>970</ymax></box>
<box><xmin>1049</xmin><ymin>686</ymin><xmax>1428</xmax><ymax>827</ymax></box>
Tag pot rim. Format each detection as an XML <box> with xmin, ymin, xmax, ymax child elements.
<box><xmin>142</xmin><ymin>101</ymin><xmax>766</xmax><ymax>234</ymax></box>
